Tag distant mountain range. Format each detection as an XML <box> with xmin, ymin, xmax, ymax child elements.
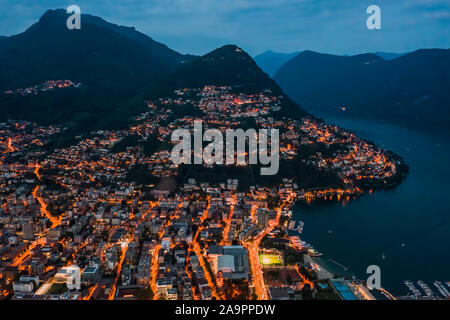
<box><xmin>373</xmin><ymin>51</ymin><xmax>408</xmax><ymax>60</ymax></box>
<box><xmin>274</xmin><ymin>49</ymin><xmax>450</xmax><ymax>133</ymax></box>
<box><xmin>254</xmin><ymin>50</ymin><xmax>407</xmax><ymax>77</ymax></box>
<box><xmin>254</xmin><ymin>50</ymin><xmax>300</xmax><ymax>77</ymax></box>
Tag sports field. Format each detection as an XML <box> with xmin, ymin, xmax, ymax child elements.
<box><xmin>259</xmin><ymin>253</ymin><xmax>282</xmax><ymax>265</ymax></box>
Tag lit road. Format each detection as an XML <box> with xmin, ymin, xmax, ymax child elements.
<box><xmin>221</xmin><ymin>194</ymin><xmax>236</xmax><ymax>245</ymax></box>
<box><xmin>34</xmin><ymin>163</ymin><xmax>41</xmax><ymax>180</ymax></box>
<box><xmin>245</xmin><ymin>192</ymin><xmax>296</xmax><ymax>300</ymax></box>
<box><xmin>4</xmin><ymin>137</ymin><xmax>17</xmax><ymax>153</ymax></box>
<box><xmin>149</xmin><ymin>200</ymin><xmax>179</xmax><ymax>299</ymax></box>
<box><xmin>189</xmin><ymin>196</ymin><xmax>223</xmax><ymax>299</ymax></box>
<box><xmin>32</xmin><ymin>186</ymin><xmax>61</xmax><ymax>229</ymax></box>
<box><xmin>244</xmin><ymin>209</ymin><xmax>281</xmax><ymax>300</ymax></box>
<box><xmin>10</xmin><ymin>237</ymin><xmax>46</xmax><ymax>267</ymax></box>
<box><xmin>108</xmin><ymin>239</ymin><xmax>129</xmax><ymax>300</ymax></box>
<box><xmin>10</xmin><ymin>166</ymin><xmax>61</xmax><ymax>268</ymax></box>
<box><xmin>293</xmin><ymin>265</ymin><xmax>314</xmax><ymax>289</ymax></box>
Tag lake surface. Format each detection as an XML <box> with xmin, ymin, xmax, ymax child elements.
<box><xmin>293</xmin><ymin>112</ymin><xmax>450</xmax><ymax>296</ymax></box>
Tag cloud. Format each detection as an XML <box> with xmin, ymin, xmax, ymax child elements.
<box><xmin>0</xmin><ymin>0</ymin><xmax>448</xmax><ymax>55</ymax></box>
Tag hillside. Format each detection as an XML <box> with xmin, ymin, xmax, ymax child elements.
<box><xmin>0</xmin><ymin>9</ymin><xmax>195</xmax><ymax>131</ymax></box>
<box><xmin>153</xmin><ymin>45</ymin><xmax>282</xmax><ymax>93</ymax></box>
<box><xmin>0</xmin><ymin>9</ymin><xmax>192</xmax><ymax>92</ymax></box>
<box><xmin>146</xmin><ymin>45</ymin><xmax>308</xmax><ymax>120</ymax></box>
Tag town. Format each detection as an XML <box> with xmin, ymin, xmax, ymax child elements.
<box><xmin>3</xmin><ymin>80</ymin><xmax>81</xmax><ymax>96</ymax></box>
<box><xmin>0</xmin><ymin>84</ymin><xmax>431</xmax><ymax>301</ymax></box>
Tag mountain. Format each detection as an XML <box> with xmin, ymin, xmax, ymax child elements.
<box><xmin>274</xmin><ymin>49</ymin><xmax>450</xmax><ymax>133</ymax></box>
<box><xmin>0</xmin><ymin>36</ymin><xmax>7</xmax><ymax>52</ymax></box>
<box><xmin>69</xmin><ymin>10</ymin><xmax>197</xmax><ymax>65</ymax></box>
<box><xmin>0</xmin><ymin>9</ymin><xmax>195</xmax><ymax>131</ymax></box>
<box><xmin>147</xmin><ymin>44</ymin><xmax>308</xmax><ymax>120</ymax></box>
<box><xmin>153</xmin><ymin>45</ymin><xmax>281</xmax><ymax>93</ymax></box>
<box><xmin>373</xmin><ymin>51</ymin><xmax>408</xmax><ymax>60</ymax></box>
<box><xmin>254</xmin><ymin>50</ymin><xmax>300</xmax><ymax>77</ymax></box>
<box><xmin>0</xmin><ymin>9</ymin><xmax>193</xmax><ymax>92</ymax></box>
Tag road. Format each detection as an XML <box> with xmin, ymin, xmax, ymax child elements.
<box><xmin>245</xmin><ymin>192</ymin><xmax>297</xmax><ymax>300</ymax></box>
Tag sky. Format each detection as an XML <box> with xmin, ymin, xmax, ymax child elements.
<box><xmin>0</xmin><ymin>0</ymin><xmax>448</xmax><ymax>56</ymax></box>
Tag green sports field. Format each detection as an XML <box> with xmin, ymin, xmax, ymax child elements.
<box><xmin>259</xmin><ymin>253</ymin><xmax>282</xmax><ymax>265</ymax></box>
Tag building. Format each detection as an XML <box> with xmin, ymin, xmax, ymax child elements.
<box><xmin>54</xmin><ymin>265</ymin><xmax>81</xmax><ymax>290</ymax></box>
<box><xmin>13</xmin><ymin>281</ymin><xmax>34</xmax><ymax>293</ymax></box>
<box><xmin>156</xmin><ymin>279</ymin><xmax>172</xmax><ymax>296</ymax></box>
<box><xmin>81</xmin><ymin>263</ymin><xmax>101</xmax><ymax>283</ymax></box>
<box><xmin>220</xmin><ymin>246</ymin><xmax>250</xmax><ymax>280</ymax></box>
<box><xmin>217</xmin><ymin>255</ymin><xmax>235</xmax><ymax>273</ymax></box>
<box><xmin>269</xmin><ymin>286</ymin><xmax>291</xmax><ymax>300</ymax></box>
<box><xmin>22</xmin><ymin>222</ymin><xmax>35</xmax><ymax>241</ymax></box>
<box><xmin>256</xmin><ymin>209</ymin><xmax>269</xmax><ymax>228</ymax></box>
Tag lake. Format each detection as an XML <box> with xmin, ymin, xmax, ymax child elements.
<box><xmin>293</xmin><ymin>112</ymin><xmax>450</xmax><ymax>296</ymax></box>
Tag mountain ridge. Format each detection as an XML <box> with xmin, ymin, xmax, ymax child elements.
<box><xmin>274</xmin><ymin>48</ymin><xmax>450</xmax><ymax>133</ymax></box>
<box><xmin>142</xmin><ymin>44</ymin><xmax>309</xmax><ymax>121</ymax></box>
<box><xmin>0</xmin><ymin>8</ymin><xmax>194</xmax><ymax>92</ymax></box>
<box><xmin>151</xmin><ymin>45</ymin><xmax>281</xmax><ymax>94</ymax></box>
<box><xmin>0</xmin><ymin>9</ymin><xmax>198</xmax><ymax>134</ymax></box>
<box><xmin>254</xmin><ymin>50</ymin><xmax>301</xmax><ymax>77</ymax></box>
<box><xmin>37</xmin><ymin>9</ymin><xmax>197</xmax><ymax>65</ymax></box>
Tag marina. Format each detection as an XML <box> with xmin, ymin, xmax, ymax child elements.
<box><xmin>404</xmin><ymin>280</ymin><xmax>450</xmax><ymax>300</ymax></box>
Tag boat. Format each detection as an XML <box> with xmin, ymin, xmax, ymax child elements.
<box><xmin>328</xmin><ymin>230</ymin><xmax>333</xmax><ymax>234</ymax></box>
<box><xmin>288</xmin><ymin>221</ymin><xmax>296</xmax><ymax>230</ymax></box>
<box><xmin>297</xmin><ymin>221</ymin><xmax>304</xmax><ymax>233</ymax></box>
<box><xmin>307</xmin><ymin>247</ymin><xmax>323</xmax><ymax>257</ymax></box>
<box><xmin>433</xmin><ymin>281</ymin><xmax>450</xmax><ymax>298</ymax></box>
<box><xmin>417</xmin><ymin>280</ymin><xmax>434</xmax><ymax>297</ymax></box>
<box><xmin>404</xmin><ymin>280</ymin><xmax>421</xmax><ymax>298</ymax></box>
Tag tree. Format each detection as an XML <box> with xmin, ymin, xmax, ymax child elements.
<box><xmin>136</xmin><ymin>287</ymin><xmax>154</xmax><ymax>300</ymax></box>
<box><xmin>302</xmin><ymin>283</ymin><xmax>313</xmax><ymax>300</ymax></box>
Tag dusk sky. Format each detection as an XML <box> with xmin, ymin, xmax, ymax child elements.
<box><xmin>0</xmin><ymin>0</ymin><xmax>449</xmax><ymax>56</ymax></box>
